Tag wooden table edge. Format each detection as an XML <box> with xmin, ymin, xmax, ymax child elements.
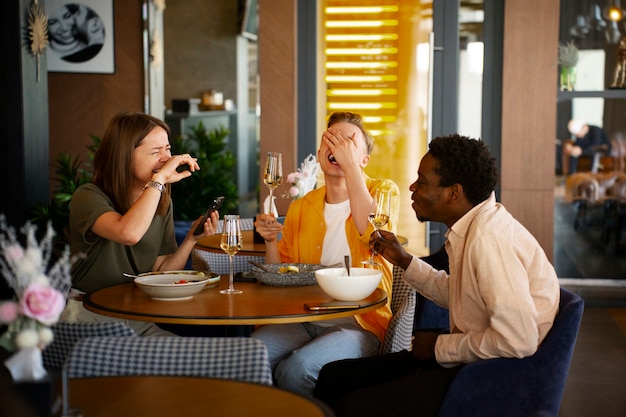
<box><xmin>83</xmin><ymin>288</ymin><xmax>388</xmax><ymax>325</ymax></box>
<box><xmin>69</xmin><ymin>375</ymin><xmax>335</xmax><ymax>417</ymax></box>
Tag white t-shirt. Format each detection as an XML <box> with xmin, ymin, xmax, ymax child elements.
<box><xmin>320</xmin><ymin>199</ymin><xmax>351</xmax><ymax>266</ymax></box>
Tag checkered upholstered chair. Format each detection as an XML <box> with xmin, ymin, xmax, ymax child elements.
<box><xmin>42</xmin><ymin>322</ymin><xmax>136</xmax><ymax>370</ymax></box>
<box><xmin>192</xmin><ymin>250</ymin><xmax>265</xmax><ymax>275</ymax></box>
<box><xmin>64</xmin><ymin>336</ymin><xmax>273</xmax><ymax>385</ymax></box>
<box><xmin>191</xmin><ymin>217</ymin><xmax>265</xmax><ymax>275</ymax></box>
<box><xmin>381</xmin><ymin>265</ymin><xmax>416</xmax><ymax>354</ymax></box>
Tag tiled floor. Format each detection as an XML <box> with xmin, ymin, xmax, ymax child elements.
<box><xmin>557</xmin><ymin>302</ymin><xmax>626</xmax><ymax>417</ymax></box>
<box><xmin>553</xmin><ymin>180</ymin><xmax>625</xmax><ymax>416</ymax></box>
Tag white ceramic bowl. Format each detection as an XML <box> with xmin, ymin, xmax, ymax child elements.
<box><xmin>134</xmin><ymin>272</ymin><xmax>211</xmax><ymax>300</ymax></box>
<box><xmin>314</xmin><ymin>267</ymin><xmax>383</xmax><ymax>301</ymax></box>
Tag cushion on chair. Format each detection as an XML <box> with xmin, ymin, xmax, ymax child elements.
<box><xmin>436</xmin><ymin>288</ymin><xmax>584</xmax><ymax>417</ymax></box>
<box><xmin>415</xmin><ymin>294</ymin><xmax>450</xmax><ymax>331</ymax></box>
<box><xmin>65</xmin><ymin>336</ymin><xmax>273</xmax><ymax>385</ymax></box>
<box><xmin>381</xmin><ymin>266</ymin><xmax>416</xmax><ymax>354</ymax></box>
<box><xmin>42</xmin><ymin>322</ymin><xmax>136</xmax><ymax>370</ymax></box>
<box><xmin>192</xmin><ymin>249</ymin><xmax>265</xmax><ymax>275</ymax></box>
<box><xmin>415</xmin><ymin>246</ymin><xmax>450</xmax><ymax>332</ymax></box>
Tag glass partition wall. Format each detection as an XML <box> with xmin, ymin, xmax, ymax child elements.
<box><xmin>555</xmin><ymin>0</ymin><xmax>626</xmax><ymax>278</ymax></box>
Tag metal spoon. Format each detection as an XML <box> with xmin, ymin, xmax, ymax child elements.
<box><xmin>344</xmin><ymin>255</ymin><xmax>351</xmax><ymax>276</ymax></box>
<box><xmin>122</xmin><ymin>272</ymin><xmax>141</xmax><ymax>279</ymax></box>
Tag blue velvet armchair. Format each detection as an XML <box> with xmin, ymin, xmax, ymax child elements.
<box><xmin>436</xmin><ymin>287</ymin><xmax>583</xmax><ymax>417</ymax></box>
<box><xmin>416</xmin><ymin>248</ymin><xmax>584</xmax><ymax>417</ymax></box>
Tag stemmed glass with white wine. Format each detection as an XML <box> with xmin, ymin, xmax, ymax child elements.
<box><xmin>263</xmin><ymin>152</ymin><xmax>283</xmax><ymax>214</ymax></box>
<box><xmin>362</xmin><ymin>189</ymin><xmax>391</xmax><ymax>267</ymax></box>
<box><xmin>220</xmin><ymin>215</ymin><xmax>243</xmax><ymax>294</ymax></box>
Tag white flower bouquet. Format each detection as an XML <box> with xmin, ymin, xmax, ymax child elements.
<box><xmin>282</xmin><ymin>154</ymin><xmax>320</xmax><ymax>200</ymax></box>
<box><xmin>0</xmin><ymin>215</ymin><xmax>71</xmax><ymax>380</ymax></box>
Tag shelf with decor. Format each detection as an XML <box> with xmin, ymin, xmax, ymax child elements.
<box><xmin>557</xmin><ymin>89</ymin><xmax>626</xmax><ymax>101</ymax></box>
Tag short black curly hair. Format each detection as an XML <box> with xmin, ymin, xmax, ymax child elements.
<box><xmin>428</xmin><ymin>134</ymin><xmax>499</xmax><ymax>206</ymax></box>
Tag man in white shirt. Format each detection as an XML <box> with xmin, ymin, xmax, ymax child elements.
<box><xmin>313</xmin><ymin>134</ymin><xmax>560</xmax><ymax>417</ymax></box>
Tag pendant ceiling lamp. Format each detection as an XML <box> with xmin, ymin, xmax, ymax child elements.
<box><xmin>570</xmin><ymin>14</ymin><xmax>591</xmax><ymax>37</ymax></box>
<box><xmin>588</xmin><ymin>3</ymin><xmax>607</xmax><ymax>30</ymax></box>
<box><xmin>603</xmin><ymin>0</ymin><xmax>625</xmax><ymax>21</ymax></box>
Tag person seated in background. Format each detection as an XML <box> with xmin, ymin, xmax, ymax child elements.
<box><xmin>63</xmin><ymin>112</ymin><xmax>219</xmax><ymax>336</ymax></box>
<box><xmin>562</xmin><ymin>119</ymin><xmax>611</xmax><ymax>174</ymax></box>
<box><xmin>313</xmin><ymin>134</ymin><xmax>560</xmax><ymax>417</ymax></box>
<box><xmin>253</xmin><ymin>111</ymin><xmax>400</xmax><ymax>397</ymax></box>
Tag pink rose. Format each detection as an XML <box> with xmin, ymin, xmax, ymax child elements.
<box><xmin>289</xmin><ymin>186</ymin><xmax>300</xmax><ymax>198</ymax></box>
<box><xmin>0</xmin><ymin>301</ymin><xmax>19</xmax><ymax>324</ymax></box>
<box><xmin>287</xmin><ymin>172</ymin><xmax>299</xmax><ymax>183</ymax></box>
<box><xmin>19</xmin><ymin>283</ymin><xmax>65</xmax><ymax>326</ymax></box>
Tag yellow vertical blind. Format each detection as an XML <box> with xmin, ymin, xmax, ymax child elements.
<box><xmin>321</xmin><ymin>0</ymin><xmax>434</xmax><ymax>257</ymax></box>
<box><xmin>323</xmin><ymin>1</ymin><xmax>401</xmax><ymax>138</ymax></box>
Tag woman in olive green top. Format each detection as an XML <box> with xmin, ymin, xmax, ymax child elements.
<box><xmin>62</xmin><ymin>112</ymin><xmax>219</xmax><ymax>336</ymax></box>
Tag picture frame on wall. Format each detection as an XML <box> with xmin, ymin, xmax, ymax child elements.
<box><xmin>240</xmin><ymin>0</ymin><xmax>257</xmax><ymax>41</ymax></box>
<box><xmin>46</xmin><ymin>0</ymin><xmax>115</xmax><ymax>73</ymax></box>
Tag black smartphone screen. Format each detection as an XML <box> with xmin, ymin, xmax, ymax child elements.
<box><xmin>193</xmin><ymin>196</ymin><xmax>225</xmax><ymax>235</ymax></box>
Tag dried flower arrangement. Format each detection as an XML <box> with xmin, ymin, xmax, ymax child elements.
<box><xmin>558</xmin><ymin>41</ymin><xmax>579</xmax><ymax>68</ymax></box>
<box><xmin>282</xmin><ymin>154</ymin><xmax>320</xmax><ymax>200</ymax></box>
<box><xmin>0</xmin><ymin>215</ymin><xmax>71</xmax><ymax>353</ymax></box>
<box><xmin>27</xmin><ymin>0</ymin><xmax>48</xmax><ymax>82</ymax></box>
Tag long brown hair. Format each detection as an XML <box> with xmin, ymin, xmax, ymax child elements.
<box><xmin>93</xmin><ymin>112</ymin><xmax>171</xmax><ymax>215</ymax></box>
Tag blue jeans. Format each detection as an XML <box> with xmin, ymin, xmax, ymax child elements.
<box><xmin>251</xmin><ymin>318</ymin><xmax>380</xmax><ymax>397</ymax></box>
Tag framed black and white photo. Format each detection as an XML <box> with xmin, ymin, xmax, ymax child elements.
<box><xmin>46</xmin><ymin>0</ymin><xmax>115</xmax><ymax>73</ymax></box>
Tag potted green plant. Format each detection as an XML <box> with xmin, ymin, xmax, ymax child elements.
<box><xmin>170</xmin><ymin>121</ymin><xmax>239</xmax><ymax>220</ymax></box>
<box><xmin>30</xmin><ymin>135</ymin><xmax>99</xmax><ymax>249</ymax></box>
<box><xmin>558</xmin><ymin>41</ymin><xmax>579</xmax><ymax>91</ymax></box>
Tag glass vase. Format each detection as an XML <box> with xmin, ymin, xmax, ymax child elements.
<box><xmin>560</xmin><ymin>67</ymin><xmax>576</xmax><ymax>91</ymax></box>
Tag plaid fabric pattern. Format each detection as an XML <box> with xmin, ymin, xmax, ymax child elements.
<box><xmin>65</xmin><ymin>336</ymin><xmax>273</xmax><ymax>385</ymax></box>
<box><xmin>192</xmin><ymin>249</ymin><xmax>265</xmax><ymax>275</ymax></box>
<box><xmin>42</xmin><ymin>322</ymin><xmax>136</xmax><ymax>370</ymax></box>
<box><xmin>381</xmin><ymin>265</ymin><xmax>416</xmax><ymax>354</ymax></box>
<box><xmin>193</xmin><ymin>217</ymin><xmax>263</xmax><ymax>274</ymax></box>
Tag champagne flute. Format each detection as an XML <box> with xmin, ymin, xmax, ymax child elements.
<box><xmin>263</xmin><ymin>152</ymin><xmax>283</xmax><ymax>214</ymax></box>
<box><xmin>362</xmin><ymin>190</ymin><xmax>391</xmax><ymax>267</ymax></box>
<box><xmin>220</xmin><ymin>215</ymin><xmax>243</xmax><ymax>294</ymax></box>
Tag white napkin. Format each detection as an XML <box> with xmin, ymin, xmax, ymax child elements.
<box><xmin>4</xmin><ymin>346</ymin><xmax>48</xmax><ymax>382</ymax></box>
<box><xmin>263</xmin><ymin>195</ymin><xmax>278</xmax><ymax>217</ymax></box>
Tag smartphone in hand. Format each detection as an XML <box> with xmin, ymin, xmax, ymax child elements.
<box><xmin>193</xmin><ymin>196</ymin><xmax>225</xmax><ymax>235</ymax></box>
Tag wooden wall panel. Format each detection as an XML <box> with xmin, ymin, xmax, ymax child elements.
<box><xmin>258</xmin><ymin>0</ymin><xmax>297</xmax><ymax>216</ymax></box>
<box><xmin>500</xmin><ymin>189</ymin><xmax>554</xmax><ymax>259</ymax></box>
<box><xmin>48</xmin><ymin>0</ymin><xmax>144</xmax><ymax>183</ymax></box>
<box><xmin>501</xmin><ymin>0</ymin><xmax>559</xmax><ymax>260</ymax></box>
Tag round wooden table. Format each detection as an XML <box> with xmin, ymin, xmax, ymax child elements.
<box><xmin>83</xmin><ymin>279</ymin><xmax>388</xmax><ymax>325</ymax></box>
<box><xmin>68</xmin><ymin>376</ymin><xmax>334</xmax><ymax>417</ymax></box>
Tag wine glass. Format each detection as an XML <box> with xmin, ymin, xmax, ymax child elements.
<box><xmin>263</xmin><ymin>152</ymin><xmax>283</xmax><ymax>214</ymax></box>
<box><xmin>362</xmin><ymin>190</ymin><xmax>391</xmax><ymax>267</ymax></box>
<box><xmin>220</xmin><ymin>215</ymin><xmax>243</xmax><ymax>294</ymax></box>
